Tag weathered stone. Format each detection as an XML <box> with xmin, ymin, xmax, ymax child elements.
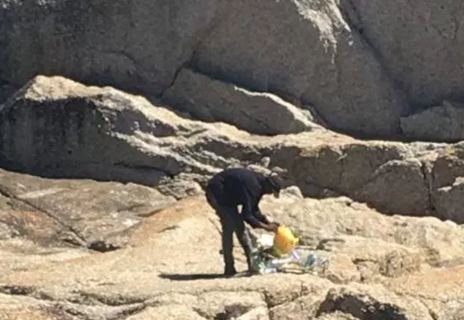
<box><xmin>316</xmin><ymin>312</ymin><xmax>358</xmax><ymax>320</ymax></box>
<box><xmin>262</xmin><ymin>194</ymin><xmax>464</xmax><ymax>271</ymax></box>
<box><xmin>388</xmin><ymin>265</ymin><xmax>464</xmax><ymax>308</ymax></box>
<box><xmin>0</xmin><ymin>0</ymin><xmax>218</xmax><ymax>97</ymax></box>
<box><xmin>0</xmin><ymin>75</ymin><xmax>260</xmax><ymax>184</ymax></box>
<box><xmin>270</xmin><ymin>139</ymin><xmax>432</xmax><ymax>215</ymax></box>
<box><xmin>0</xmin><ymin>192</ymin><xmax>463</xmax><ymax>319</ymax></box>
<box><xmin>194</xmin><ymin>0</ymin><xmax>407</xmax><ymax>137</ymax></box>
<box><xmin>422</xmin><ymin>144</ymin><xmax>464</xmax><ymax>222</ymax></box>
<box><xmin>0</xmin><ymin>294</ymin><xmax>73</xmax><ymax>320</ymax></box>
<box><xmin>4</xmin><ymin>76</ymin><xmax>464</xmax><ymax>221</ymax></box>
<box><xmin>126</xmin><ymin>306</ymin><xmax>205</xmax><ymax>320</ymax></box>
<box><xmin>269</xmin><ymin>289</ymin><xmax>327</xmax><ymax>320</ymax></box>
<box><xmin>0</xmin><ymin>83</ymin><xmax>15</xmax><ymax>105</ymax></box>
<box><xmin>3</xmin><ymin>0</ymin><xmax>464</xmax><ymax>141</ymax></box>
<box><xmin>433</xmin><ymin>177</ymin><xmax>464</xmax><ymax>223</ymax></box>
<box><xmin>355</xmin><ymin>158</ymin><xmax>429</xmax><ymax>214</ymax></box>
<box><xmin>156</xmin><ymin>173</ymin><xmax>204</xmax><ymax>200</ymax></box>
<box><xmin>0</xmin><ymin>210</ymin><xmax>62</xmax><ymax>244</ymax></box>
<box><xmin>0</xmin><ymin>0</ymin><xmax>409</xmax><ymax>138</ymax></box>
<box><xmin>430</xmin><ymin>143</ymin><xmax>464</xmax><ymax>190</ymax></box>
<box><xmin>401</xmin><ymin>101</ymin><xmax>464</xmax><ymax>142</ymax></box>
<box><xmin>0</xmin><ymin>292</ymin><xmax>145</xmax><ymax>320</ymax></box>
<box><xmin>317</xmin><ymin>286</ymin><xmax>433</xmax><ymax>320</ymax></box>
<box><xmin>236</xmin><ymin>307</ymin><xmax>269</xmax><ymax>320</ymax></box>
<box><xmin>0</xmin><ymin>168</ymin><xmax>175</xmax><ymax>249</ymax></box>
<box><xmin>163</xmin><ymin>68</ymin><xmax>320</xmax><ymax>135</ymax></box>
<box><xmin>341</xmin><ymin>0</ymin><xmax>464</xmax><ymax>107</ymax></box>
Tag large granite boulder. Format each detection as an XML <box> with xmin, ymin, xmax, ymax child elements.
<box><xmin>0</xmin><ymin>75</ymin><xmax>262</xmax><ymax>185</ymax></box>
<box><xmin>0</xmin><ymin>0</ymin><xmax>218</xmax><ymax>97</ymax></box>
<box><xmin>3</xmin><ymin>1</ymin><xmax>464</xmax><ymax>140</ymax></box>
<box><xmin>192</xmin><ymin>0</ymin><xmax>407</xmax><ymax>137</ymax></box>
<box><xmin>0</xmin><ymin>0</ymin><xmax>407</xmax><ymax>137</ymax></box>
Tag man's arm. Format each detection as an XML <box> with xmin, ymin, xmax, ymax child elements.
<box><xmin>241</xmin><ymin>193</ymin><xmax>277</xmax><ymax>232</ymax></box>
<box><xmin>254</xmin><ymin>206</ymin><xmax>270</xmax><ymax>223</ymax></box>
<box><xmin>255</xmin><ymin>206</ymin><xmax>280</xmax><ymax>231</ymax></box>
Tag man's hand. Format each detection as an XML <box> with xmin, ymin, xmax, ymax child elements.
<box><xmin>267</xmin><ymin>222</ymin><xmax>280</xmax><ymax>233</ymax></box>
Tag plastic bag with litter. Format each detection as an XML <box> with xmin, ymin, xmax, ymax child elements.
<box><xmin>250</xmin><ymin>230</ymin><xmax>329</xmax><ymax>275</ymax></box>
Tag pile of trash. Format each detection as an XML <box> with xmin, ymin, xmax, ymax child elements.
<box><xmin>250</xmin><ymin>226</ymin><xmax>329</xmax><ymax>275</ymax></box>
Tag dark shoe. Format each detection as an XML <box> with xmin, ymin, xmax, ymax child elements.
<box><xmin>224</xmin><ymin>266</ymin><xmax>237</xmax><ymax>277</ymax></box>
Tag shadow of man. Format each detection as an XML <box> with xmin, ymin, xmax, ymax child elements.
<box><xmin>159</xmin><ymin>272</ymin><xmax>252</xmax><ymax>281</ymax></box>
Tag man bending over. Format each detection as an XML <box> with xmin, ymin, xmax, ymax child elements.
<box><xmin>206</xmin><ymin>168</ymin><xmax>282</xmax><ymax>276</ymax></box>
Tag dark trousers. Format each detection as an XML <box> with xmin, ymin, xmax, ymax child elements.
<box><xmin>206</xmin><ymin>192</ymin><xmax>254</xmax><ymax>273</ymax></box>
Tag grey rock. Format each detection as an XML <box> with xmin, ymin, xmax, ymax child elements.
<box><xmin>401</xmin><ymin>101</ymin><xmax>464</xmax><ymax>142</ymax></box>
<box><xmin>317</xmin><ymin>286</ymin><xmax>433</xmax><ymax>320</ymax></box>
<box><xmin>4</xmin><ymin>76</ymin><xmax>464</xmax><ymax>220</ymax></box>
<box><xmin>0</xmin><ymin>0</ymin><xmax>408</xmax><ymax>138</ymax></box>
<box><xmin>342</xmin><ymin>0</ymin><xmax>464</xmax><ymax>107</ymax></box>
<box><xmin>355</xmin><ymin>158</ymin><xmax>430</xmax><ymax>214</ymax></box>
<box><xmin>0</xmin><ymin>168</ymin><xmax>175</xmax><ymax>249</ymax></box>
<box><xmin>0</xmin><ymin>83</ymin><xmax>15</xmax><ymax>104</ymax></box>
<box><xmin>270</xmin><ymin>139</ymin><xmax>430</xmax><ymax>214</ymax></box>
<box><xmin>433</xmin><ymin>177</ymin><xmax>464</xmax><ymax>223</ymax></box>
<box><xmin>0</xmin><ymin>0</ymin><xmax>219</xmax><ymax>96</ymax></box>
<box><xmin>0</xmin><ymin>75</ymin><xmax>260</xmax><ymax>184</ymax></box>
<box><xmin>193</xmin><ymin>0</ymin><xmax>407</xmax><ymax>137</ymax></box>
<box><xmin>163</xmin><ymin>68</ymin><xmax>321</xmax><ymax>135</ymax></box>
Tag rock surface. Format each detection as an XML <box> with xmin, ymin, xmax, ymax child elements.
<box><xmin>2</xmin><ymin>76</ymin><xmax>464</xmax><ymax>220</ymax></box>
<box><xmin>2</xmin><ymin>1</ymin><xmax>464</xmax><ymax>318</ymax></box>
<box><xmin>0</xmin><ymin>168</ymin><xmax>175</xmax><ymax>250</ymax></box>
<box><xmin>0</xmin><ymin>0</ymin><xmax>442</xmax><ymax>138</ymax></box>
<box><xmin>341</xmin><ymin>0</ymin><xmax>464</xmax><ymax>107</ymax></box>
<box><xmin>0</xmin><ymin>75</ymin><xmax>258</xmax><ymax>185</ymax></box>
<box><xmin>0</xmin><ymin>0</ymin><xmax>219</xmax><ymax>97</ymax></box>
<box><xmin>2</xmin><ymin>1</ymin><xmax>464</xmax><ymax>140</ymax></box>
<box><xmin>401</xmin><ymin>100</ymin><xmax>464</xmax><ymax>142</ymax></box>
<box><xmin>0</xmin><ymin>183</ymin><xmax>463</xmax><ymax>319</ymax></box>
<box><xmin>192</xmin><ymin>0</ymin><xmax>407</xmax><ymax>137</ymax></box>
<box><xmin>162</xmin><ymin>68</ymin><xmax>321</xmax><ymax>135</ymax></box>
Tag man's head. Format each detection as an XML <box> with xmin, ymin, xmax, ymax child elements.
<box><xmin>263</xmin><ymin>174</ymin><xmax>283</xmax><ymax>198</ymax></box>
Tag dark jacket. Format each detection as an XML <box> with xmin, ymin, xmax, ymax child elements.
<box><xmin>206</xmin><ymin>168</ymin><xmax>271</xmax><ymax>228</ymax></box>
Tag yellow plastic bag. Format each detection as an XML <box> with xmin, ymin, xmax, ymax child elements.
<box><xmin>273</xmin><ymin>226</ymin><xmax>299</xmax><ymax>257</ymax></box>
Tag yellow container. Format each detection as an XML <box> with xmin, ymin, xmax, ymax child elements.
<box><xmin>273</xmin><ymin>226</ymin><xmax>299</xmax><ymax>256</ymax></box>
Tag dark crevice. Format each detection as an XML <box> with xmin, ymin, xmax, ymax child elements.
<box><xmin>159</xmin><ymin>58</ymin><xmax>193</xmax><ymax>100</ymax></box>
<box><xmin>119</xmin><ymin>305</ymin><xmax>150</xmax><ymax>320</ymax></box>
<box><xmin>71</xmin><ymin>292</ymin><xmax>147</xmax><ymax>307</ymax></box>
<box><xmin>87</xmin><ymin>240</ymin><xmax>122</xmax><ymax>253</ymax></box>
<box><xmin>419</xmin><ymin>160</ymin><xmax>436</xmax><ymax>214</ymax></box>
<box><xmin>416</xmin><ymin>299</ymin><xmax>439</xmax><ymax>320</ymax></box>
<box><xmin>0</xmin><ymin>285</ymin><xmax>57</xmax><ymax>303</ymax></box>
<box><xmin>0</xmin><ymin>160</ymin><xmax>173</xmax><ymax>187</ymax></box>
<box><xmin>159</xmin><ymin>3</ymin><xmax>228</xmax><ymax>100</ymax></box>
<box><xmin>113</xmin><ymin>162</ymin><xmax>175</xmax><ymax>179</ymax></box>
<box><xmin>316</xmin><ymin>290</ymin><xmax>408</xmax><ymax>320</ymax></box>
<box><xmin>0</xmin><ymin>285</ymin><xmax>35</xmax><ymax>297</ymax></box>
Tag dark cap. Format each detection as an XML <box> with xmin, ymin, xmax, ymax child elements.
<box><xmin>266</xmin><ymin>174</ymin><xmax>283</xmax><ymax>192</ymax></box>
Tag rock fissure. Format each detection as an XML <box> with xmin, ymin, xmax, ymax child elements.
<box><xmin>0</xmin><ymin>186</ymin><xmax>87</xmax><ymax>246</ymax></box>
